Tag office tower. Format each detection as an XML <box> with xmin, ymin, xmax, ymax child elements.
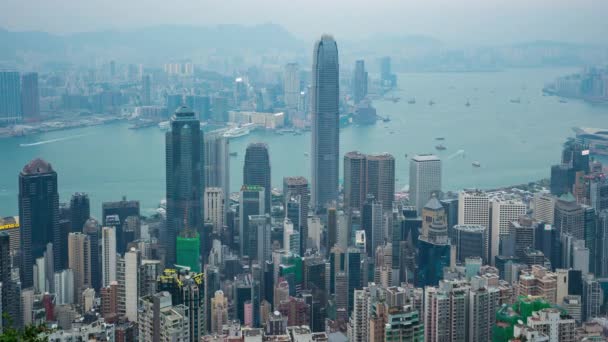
<box><xmin>590</xmin><ymin>177</ymin><xmax>608</xmax><ymax>211</ymax></box>
<box><xmin>101</xmin><ymin>226</ymin><xmax>117</xmax><ymax>287</ymax></box>
<box><xmin>352</xmin><ymin>60</ymin><xmax>368</xmax><ymax>104</ymax></box>
<box><xmin>124</xmin><ymin>248</ymin><xmax>140</xmax><ymax>322</ymax></box>
<box><xmin>366</xmin><ymin>153</ymin><xmax>395</xmax><ymax>211</ymax></box>
<box><xmin>490</xmin><ymin>199</ymin><xmax>526</xmax><ymax>262</ymax></box>
<box><xmin>362</xmin><ymin>196</ymin><xmax>383</xmax><ymax>256</ymax></box>
<box><xmin>239</xmin><ymin>185</ymin><xmax>265</xmax><ymax>258</ymax></box>
<box><xmin>582</xmin><ymin>274</ymin><xmax>601</xmax><ymax>322</ymax></box>
<box><xmin>54</xmin><ymin>269</ymin><xmax>75</xmax><ymax>305</ymax></box>
<box><xmin>344</xmin><ymin>151</ymin><xmax>367</xmax><ymax>212</ymax></box>
<box><xmin>409</xmin><ymin>154</ymin><xmax>442</xmax><ymax>215</ymax></box>
<box><xmin>311</xmin><ymin>35</ymin><xmax>339</xmax><ymax>210</ymax></box>
<box><xmin>416</xmin><ymin>234</ymin><xmax>451</xmax><ymax>288</ymax></box>
<box><xmin>380</xmin><ymin>56</ymin><xmax>396</xmax><ymax>87</ymax></box>
<box><xmin>204</xmin><ymin>265</ymin><xmax>220</xmax><ymax>332</ymax></box>
<box><xmin>0</xmin><ymin>233</ymin><xmax>20</xmax><ymax>330</ymax></box>
<box><xmin>348</xmin><ymin>288</ymin><xmax>370</xmax><ymax>342</ymax></box>
<box><xmin>284</xmin><ymin>63</ymin><xmax>300</xmax><ymax>109</ymax></box>
<box><xmin>533</xmin><ymin>192</ymin><xmax>556</xmax><ymax>224</ymax></box>
<box><xmin>139</xmin><ymin>292</ymin><xmax>190</xmax><ymax>342</ymax></box>
<box><xmin>554</xmin><ymin>195</ymin><xmax>584</xmax><ymax>240</ymax></box>
<box><xmin>509</xmin><ymin>217</ymin><xmax>536</xmax><ymax>260</ymax></box>
<box><xmin>441</xmin><ymin>198</ymin><xmax>459</xmax><ymax>239</ymax></box>
<box><xmin>561</xmin><ymin>295</ymin><xmax>582</xmax><ymax>323</ymax></box>
<box><xmin>82</xmin><ymin>220</ymin><xmax>100</xmax><ymax>291</ymax></box>
<box><xmin>424</xmin><ymin>280</ymin><xmax>469</xmax><ymax>342</ymax></box>
<box><xmin>68</xmin><ymin>232</ymin><xmax>91</xmax><ymax>300</ymax></box>
<box><xmin>141</xmin><ymin>74</ymin><xmax>151</xmax><ymax>105</ymax></box>
<box><xmin>204</xmin><ymin>130</ymin><xmax>230</xmax><ymax>212</ymax></box>
<box><xmin>210</xmin><ymin>290</ymin><xmax>228</xmax><ymax>334</ymax></box>
<box><xmin>19</xmin><ymin>158</ymin><xmax>60</xmax><ymax>288</ymax></box>
<box><xmin>244</xmin><ymin>143</ymin><xmax>271</xmax><ymax>213</ymax></box>
<box><xmin>283</xmin><ymin>176</ymin><xmax>310</xmax><ymax>254</ymax></box>
<box><xmin>454</xmin><ymin>225</ymin><xmax>487</xmax><ymax>263</ymax></box>
<box><xmin>248</xmin><ymin>215</ymin><xmax>271</xmax><ymax>263</ymax></box>
<box><xmin>283</xmin><ymin>218</ymin><xmax>300</xmax><ymax>255</ymax></box>
<box><xmin>70</xmin><ymin>193</ymin><xmax>90</xmax><ymax>232</ymax></box>
<box><xmin>535</xmin><ymin>223</ymin><xmax>562</xmax><ymax>269</ymax></box>
<box><xmin>166</xmin><ymin>106</ymin><xmax>204</xmax><ymax>265</ymax></box>
<box><xmin>102</xmin><ymin>197</ymin><xmax>140</xmax><ymax>255</ymax></box>
<box><xmin>166</xmin><ymin>94</ymin><xmax>183</xmax><ymax>114</ymax></box>
<box><xmin>185</xmin><ymin>95</ymin><xmax>211</xmax><ymax>121</ymax></box>
<box><xmin>20</xmin><ymin>72</ymin><xmax>39</xmax><ymax>120</ymax></box>
<box><xmin>346</xmin><ymin>247</ymin><xmax>365</xmax><ymax>311</ymax></box>
<box><xmin>458</xmin><ymin>190</ymin><xmax>490</xmax><ymax>259</ymax></box>
<box><xmin>0</xmin><ymin>71</ymin><xmax>21</xmax><ymax>122</ymax></box>
<box><xmin>204</xmin><ymin>187</ymin><xmax>224</xmax><ymax>233</ymax></box>
<box><xmin>177</xmin><ymin>230</ymin><xmax>200</xmax><ymax>272</ymax></box>
<box><xmin>234</xmin><ymin>77</ymin><xmax>247</xmax><ymax>106</ymax></box>
<box><xmin>327</xmin><ymin>207</ymin><xmax>337</xmax><ymax>252</ymax></box>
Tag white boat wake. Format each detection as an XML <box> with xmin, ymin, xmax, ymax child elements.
<box><xmin>447</xmin><ymin>149</ymin><xmax>465</xmax><ymax>160</ymax></box>
<box><xmin>19</xmin><ymin>134</ymin><xmax>88</xmax><ymax>147</ymax></box>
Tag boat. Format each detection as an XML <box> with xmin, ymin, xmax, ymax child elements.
<box><xmin>435</xmin><ymin>144</ymin><xmax>446</xmax><ymax>151</ymax></box>
<box><xmin>465</xmin><ymin>101</ymin><xmax>471</xmax><ymax>107</ymax></box>
<box><xmin>408</xmin><ymin>98</ymin><xmax>416</xmax><ymax>104</ymax></box>
<box><xmin>428</xmin><ymin>100</ymin><xmax>435</xmax><ymax>106</ymax></box>
<box><xmin>293</xmin><ymin>130</ymin><xmax>302</xmax><ymax>136</ymax></box>
<box><xmin>129</xmin><ymin>120</ymin><xmax>156</xmax><ymax>130</ymax></box>
<box><xmin>472</xmin><ymin>161</ymin><xmax>481</xmax><ymax>167</ymax></box>
<box><xmin>304</xmin><ymin>152</ymin><xmax>309</xmax><ymax>156</ymax></box>
<box><xmin>435</xmin><ymin>137</ymin><xmax>445</xmax><ymax>141</ymax></box>
<box><xmin>404</xmin><ymin>154</ymin><xmax>408</xmax><ymax>158</ymax></box>
<box><xmin>158</xmin><ymin>121</ymin><xmax>170</xmax><ymax>131</ymax></box>
<box><xmin>510</xmin><ymin>98</ymin><xmax>521</xmax><ymax>104</ymax></box>
<box><xmin>559</xmin><ymin>99</ymin><xmax>568</xmax><ymax>103</ymax></box>
<box><xmin>229</xmin><ymin>152</ymin><xmax>238</xmax><ymax>157</ymax></box>
<box><xmin>223</xmin><ymin>123</ymin><xmax>254</xmax><ymax>139</ymax></box>
<box><xmin>382</xmin><ymin>116</ymin><xmax>390</xmax><ymax>123</ymax></box>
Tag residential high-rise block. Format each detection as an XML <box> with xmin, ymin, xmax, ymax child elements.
<box><xmin>311</xmin><ymin>35</ymin><xmax>339</xmax><ymax>210</ymax></box>
<box><xmin>68</xmin><ymin>232</ymin><xmax>91</xmax><ymax>301</ymax></box>
<box><xmin>424</xmin><ymin>280</ymin><xmax>469</xmax><ymax>342</ymax></box>
<box><xmin>101</xmin><ymin>226</ymin><xmax>116</xmax><ymax>287</ymax></box>
<box><xmin>284</xmin><ymin>63</ymin><xmax>300</xmax><ymax>109</ymax></box>
<box><xmin>82</xmin><ymin>218</ymin><xmax>101</xmax><ymax>292</ymax></box>
<box><xmin>166</xmin><ymin>106</ymin><xmax>204</xmax><ymax>266</ymax></box>
<box><xmin>20</xmin><ymin>72</ymin><xmax>39</xmax><ymax>121</ymax></box>
<box><xmin>244</xmin><ymin>143</ymin><xmax>271</xmax><ymax>213</ymax></box>
<box><xmin>409</xmin><ymin>154</ymin><xmax>442</xmax><ymax>215</ymax></box>
<box><xmin>204</xmin><ymin>129</ymin><xmax>230</xmax><ymax>211</ymax></box>
<box><xmin>19</xmin><ymin>158</ymin><xmax>60</xmax><ymax>288</ymax></box>
<box><xmin>0</xmin><ymin>71</ymin><xmax>21</xmax><ymax>123</ymax></box>
<box><xmin>124</xmin><ymin>248</ymin><xmax>141</xmax><ymax>322</ymax></box>
<box><xmin>352</xmin><ymin>60</ymin><xmax>368</xmax><ymax>104</ymax></box>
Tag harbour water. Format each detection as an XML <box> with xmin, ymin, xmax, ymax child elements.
<box><xmin>1</xmin><ymin>68</ymin><xmax>608</xmax><ymax>218</ymax></box>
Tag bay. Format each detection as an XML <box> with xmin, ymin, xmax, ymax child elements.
<box><xmin>1</xmin><ymin>68</ymin><xmax>607</xmax><ymax>218</ymax></box>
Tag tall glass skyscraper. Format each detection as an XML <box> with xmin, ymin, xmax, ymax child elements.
<box><xmin>243</xmin><ymin>143</ymin><xmax>271</xmax><ymax>213</ymax></box>
<box><xmin>19</xmin><ymin>158</ymin><xmax>60</xmax><ymax>288</ymax></box>
<box><xmin>165</xmin><ymin>106</ymin><xmax>204</xmax><ymax>265</ymax></box>
<box><xmin>311</xmin><ymin>35</ymin><xmax>339</xmax><ymax>210</ymax></box>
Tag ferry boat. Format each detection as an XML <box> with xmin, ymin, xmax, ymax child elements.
<box><xmin>465</xmin><ymin>100</ymin><xmax>471</xmax><ymax>107</ymax></box>
<box><xmin>158</xmin><ymin>121</ymin><xmax>170</xmax><ymax>131</ymax></box>
<box><xmin>428</xmin><ymin>100</ymin><xmax>435</xmax><ymax>106</ymax></box>
<box><xmin>472</xmin><ymin>161</ymin><xmax>481</xmax><ymax>167</ymax></box>
<box><xmin>510</xmin><ymin>98</ymin><xmax>521</xmax><ymax>104</ymax></box>
<box><xmin>223</xmin><ymin>123</ymin><xmax>254</xmax><ymax>139</ymax></box>
<box><xmin>408</xmin><ymin>98</ymin><xmax>416</xmax><ymax>104</ymax></box>
<box><xmin>435</xmin><ymin>137</ymin><xmax>445</xmax><ymax>141</ymax></box>
<box><xmin>435</xmin><ymin>144</ymin><xmax>446</xmax><ymax>151</ymax></box>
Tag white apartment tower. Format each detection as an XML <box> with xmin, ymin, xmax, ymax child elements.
<box><xmin>101</xmin><ymin>226</ymin><xmax>117</xmax><ymax>287</ymax></box>
<box><xmin>409</xmin><ymin>154</ymin><xmax>442</xmax><ymax>215</ymax></box>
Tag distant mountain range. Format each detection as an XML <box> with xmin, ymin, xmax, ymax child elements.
<box><xmin>0</xmin><ymin>24</ymin><xmax>605</xmax><ymax>70</ymax></box>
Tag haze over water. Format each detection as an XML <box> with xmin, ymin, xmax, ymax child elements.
<box><xmin>1</xmin><ymin>68</ymin><xmax>607</xmax><ymax>218</ymax></box>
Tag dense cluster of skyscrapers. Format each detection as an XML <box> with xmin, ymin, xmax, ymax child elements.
<box><xmin>3</xmin><ymin>34</ymin><xmax>608</xmax><ymax>342</ymax></box>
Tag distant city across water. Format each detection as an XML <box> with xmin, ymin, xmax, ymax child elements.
<box><xmin>1</xmin><ymin>67</ymin><xmax>608</xmax><ymax>218</ymax></box>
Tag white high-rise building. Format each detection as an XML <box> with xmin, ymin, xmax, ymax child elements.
<box><xmin>124</xmin><ymin>248</ymin><xmax>140</xmax><ymax>322</ymax></box>
<box><xmin>284</xmin><ymin>63</ymin><xmax>300</xmax><ymax>109</ymax></box>
<box><xmin>34</xmin><ymin>257</ymin><xmax>46</xmax><ymax>293</ymax></box>
<box><xmin>348</xmin><ymin>288</ymin><xmax>370</xmax><ymax>342</ymax></box>
<box><xmin>283</xmin><ymin>218</ymin><xmax>299</xmax><ymax>255</ymax></box>
<box><xmin>491</xmin><ymin>199</ymin><xmax>526</xmax><ymax>262</ymax></box>
<box><xmin>54</xmin><ymin>269</ymin><xmax>74</xmax><ymax>305</ymax></box>
<box><xmin>409</xmin><ymin>154</ymin><xmax>442</xmax><ymax>215</ymax></box>
<box><xmin>204</xmin><ymin>187</ymin><xmax>225</xmax><ymax>233</ymax></box>
<box><xmin>458</xmin><ymin>190</ymin><xmax>490</xmax><ymax>260</ymax></box>
<box><xmin>533</xmin><ymin>192</ymin><xmax>556</xmax><ymax>224</ymax></box>
<box><xmin>101</xmin><ymin>227</ymin><xmax>117</xmax><ymax>287</ymax></box>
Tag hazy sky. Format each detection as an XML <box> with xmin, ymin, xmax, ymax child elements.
<box><xmin>2</xmin><ymin>0</ymin><xmax>607</xmax><ymax>44</ymax></box>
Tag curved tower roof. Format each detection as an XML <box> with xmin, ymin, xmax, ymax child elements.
<box><xmin>22</xmin><ymin>158</ymin><xmax>54</xmax><ymax>175</ymax></box>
